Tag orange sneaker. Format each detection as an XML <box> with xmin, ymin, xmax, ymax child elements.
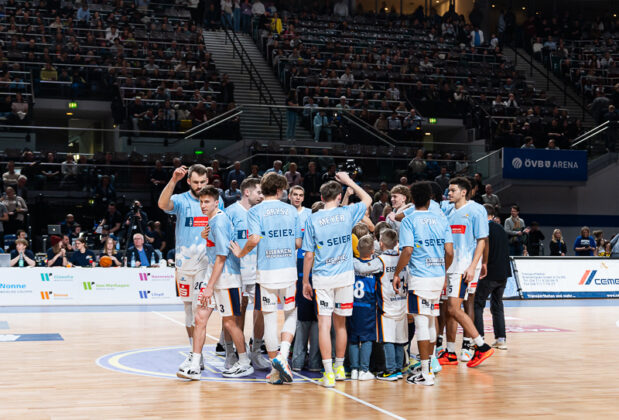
<box><xmin>437</xmin><ymin>351</ymin><xmax>458</xmax><ymax>365</ymax></box>
<box><xmin>466</xmin><ymin>345</ymin><xmax>494</xmax><ymax>368</ymax></box>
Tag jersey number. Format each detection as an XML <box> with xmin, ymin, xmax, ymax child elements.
<box><xmin>353</xmin><ymin>280</ymin><xmax>365</xmax><ymax>299</ymax></box>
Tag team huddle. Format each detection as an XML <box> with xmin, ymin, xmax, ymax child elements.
<box><xmin>158</xmin><ymin>164</ymin><xmax>494</xmax><ymax>387</ymax></box>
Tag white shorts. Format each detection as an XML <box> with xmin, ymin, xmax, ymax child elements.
<box><xmin>207</xmin><ymin>287</ymin><xmax>242</xmax><ymax>317</ymax></box>
<box><xmin>467</xmin><ymin>268</ymin><xmax>482</xmax><ymax>294</ymax></box>
<box><xmin>177</xmin><ymin>268</ymin><xmax>209</xmax><ymax>303</ymax></box>
<box><xmin>240</xmin><ymin>254</ymin><xmax>257</xmax><ymax>286</ymax></box>
<box><xmin>315</xmin><ymin>285</ymin><xmax>354</xmax><ymax>317</ymax></box>
<box><xmin>243</xmin><ymin>284</ymin><xmax>256</xmax><ymax>303</ymax></box>
<box><xmin>254</xmin><ymin>283</ymin><xmax>297</xmax><ymax>313</ymax></box>
<box><xmin>445</xmin><ymin>273</ymin><xmax>469</xmax><ymax>300</ymax></box>
<box><xmin>377</xmin><ymin>315</ymin><xmax>408</xmax><ymax>344</ymax></box>
<box><xmin>408</xmin><ymin>292</ymin><xmax>440</xmax><ymax>317</ymax></box>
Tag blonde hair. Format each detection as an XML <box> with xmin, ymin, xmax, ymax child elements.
<box><xmin>551</xmin><ymin>229</ymin><xmax>564</xmax><ymax>244</ymax></box>
<box><xmin>352</xmin><ymin>223</ymin><xmax>370</xmax><ymax>239</ymax></box>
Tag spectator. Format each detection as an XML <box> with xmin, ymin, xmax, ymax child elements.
<box><xmin>434</xmin><ymin>167</ymin><xmax>450</xmax><ymax>193</ymax></box>
<box><xmin>545</xmin><ymin>139</ymin><xmax>560</xmax><ymax>150</ymax></box>
<box><xmin>470</xmin><ymin>26</ymin><xmax>484</xmax><ymax>47</ymax></box>
<box><xmin>77</xmin><ymin>3</ymin><xmax>90</xmax><ymax>23</ymax></box>
<box><xmin>69</xmin><ymin>238</ymin><xmax>96</xmax><ymax>267</ymax></box>
<box><xmin>246</xmin><ymin>164</ymin><xmax>260</xmax><ymax>179</ymax></box>
<box><xmin>46</xmin><ymin>236</ymin><xmax>67</xmax><ymax>267</ymax></box>
<box><xmin>593</xmin><ymin>230</ymin><xmax>608</xmax><ymax>256</ymax></box>
<box><xmin>371</xmin><ymin>191</ymin><xmax>389</xmax><ymax>224</ymax></box>
<box><xmin>313</xmin><ymin>110</ymin><xmax>332</xmax><ymax>142</ymax></box>
<box><xmin>408</xmin><ymin>149</ymin><xmax>427</xmax><ymax>181</ymax></box>
<box><xmin>504</xmin><ymin>205</ymin><xmax>526</xmax><ymax>256</ymax></box>
<box><xmin>609</xmin><ymin>233</ymin><xmax>619</xmax><ymax>258</ymax></box>
<box><xmin>149</xmin><ymin>160</ymin><xmax>168</xmax><ymax>204</ymax></box>
<box><xmin>39</xmin><ymin>152</ymin><xmax>60</xmax><ymax>186</ymax></box>
<box><xmin>93</xmin><ymin>175</ymin><xmax>116</xmax><ymax>209</ymax></box>
<box><xmin>1</xmin><ymin>187</ymin><xmax>27</xmax><ymax>234</ymax></box>
<box><xmin>549</xmin><ymin>229</ymin><xmax>567</xmax><ymax>256</ymax></box>
<box><xmin>60</xmin><ymin>154</ymin><xmax>78</xmax><ymax>187</ymax></box>
<box><xmin>285</xmin><ymin>162</ymin><xmax>302</xmax><ymax>187</ymax></box>
<box><xmin>2</xmin><ymin>161</ymin><xmax>19</xmax><ymax>187</ymax></box>
<box><xmin>10</xmin><ymin>93</ymin><xmax>28</xmax><ymax>122</ymax></box>
<box><xmin>40</xmin><ymin>62</ymin><xmax>58</xmax><ymax>81</ymax></box>
<box><xmin>10</xmin><ymin>238</ymin><xmax>35</xmax><ymax>267</ymax></box>
<box><xmin>221</xmin><ymin>0</ymin><xmax>234</xmax><ymax>29</ymax></box>
<box><xmin>302</xmin><ymin>161</ymin><xmax>322</xmax><ymax>206</ymax></box>
<box><xmin>386</xmin><ymin>184</ymin><xmax>412</xmax><ymax>232</ymax></box>
<box><xmin>16</xmin><ymin>175</ymin><xmax>28</xmax><ymax>201</ymax></box>
<box><xmin>241</xmin><ymin>0</ymin><xmax>252</xmax><ymax>33</ymax></box>
<box><xmin>521</xmin><ymin>136</ymin><xmax>535</xmax><ymax>149</ymax></box>
<box><xmin>574</xmin><ymin>226</ymin><xmax>596</xmax><ymax>256</ymax></box>
<box><xmin>99</xmin><ymin>237</ymin><xmax>122</xmax><ymax>267</ymax></box>
<box><xmin>265</xmin><ymin>160</ymin><xmax>283</xmax><ymax>175</ymax></box>
<box><xmin>525</xmin><ymin>222</ymin><xmax>545</xmax><ymax>256</ymax></box>
<box><xmin>100</xmin><ymin>202</ymin><xmax>122</xmax><ymax>239</ymax></box>
<box><xmin>321</xmin><ymin>164</ymin><xmax>337</xmax><ymax>183</ymax></box>
<box><xmin>128</xmin><ymin>233</ymin><xmax>159</xmax><ymax>267</ymax></box>
<box><xmin>482</xmin><ymin>184</ymin><xmax>501</xmax><ymax>212</ymax></box>
<box><xmin>123</xmin><ymin>201</ymin><xmax>149</xmax><ymax>242</ymax></box>
<box><xmin>252</xmin><ymin>0</ymin><xmax>266</xmax><ymax>16</ymax></box>
<box><xmin>62</xmin><ymin>235</ymin><xmax>74</xmax><ymax>252</ymax></box>
<box><xmin>374</xmin><ymin>113</ymin><xmax>388</xmax><ymax>134</ymax></box>
<box><xmin>224</xmin><ymin>179</ymin><xmax>242</xmax><ymax>206</ymax></box>
<box><xmin>286</xmin><ymin>90</ymin><xmax>299</xmax><ymax>141</ymax></box>
<box><xmin>146</xmin><ymin>221</ymin><xmax>166</xmax><ymax>256</ymax></box>
<box><xmin>0</xmin><ymin>200</ymin><xmax>7</xmax><ymax>248</ymax></box>
<box><xmin>589</xmin><ymin>90</ymin><xmax>611</xmax><ymax>124</ymax></box>
<box><xmin>226</xmin><ymin>161</ymin><xmax>246</xmax><ymax>188</ymax></box>
<box><xmin>333</xmin><ymin>0</ymin><xmax>349</xmax><ymax>17</ymax></box>
<box><xmin>603</xmin><ymin>105</ymin><xmax>618</xmax><ymax>152</ymax></box>
<box><xmin>60</xmin><ymin>214</ymin><xmax>76</xmax><ymax>235</ymax></box>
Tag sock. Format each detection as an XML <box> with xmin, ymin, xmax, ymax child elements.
<box><xmin>190</xmin><ymin>352</ymin><xmax>201</xmax><ymax>367</ymax></box>
<box><xmin>280</xmin><ymin>341</ymin><xmax>291</xmax><ymax>359</ymax></box>
<box><xmin>437</xmin><ymin>335</ymin><xmax>443</xmax><ymax>348</ymax></box>
<box><xmin>225</xmin><ymin>341</ymin><xmax>234</xmax><ymax>354</ymax></box>
<box><xmin>239</xmin><ymin>352</ymin><xmax>250</xmax><ymax>366</ymax></box>
<box><xmin>219</xmin><ymin>330</ymin><xmax>225</xmax><ymax>345</ymax></box>
<box><xmin>334</xmin><ymin>357</ymin><xmax>345</xmax><ymax>369</ymax></box>
<box><xmin>446</xmin><ymin>342</ymin><xmax>456</xmax><ymax>353</ymax></box>
<box><xmin>473</xmin><ymin>336</ymin><xmax>484</xmax><ymax>347</ymax></box>
<box><xmin>252</xmin><ymin>338</ymin><xmax>264</xmax><ymax>352</ymax></box>
<box><xmin>322</xmin><ymin>359</ymin><xmax>333</xmax><ymax>373</ymax></box>
<box><xmin>421</xmin><ymin>359</ymin><xmax>430</xmax><ymax>376</ymax></box>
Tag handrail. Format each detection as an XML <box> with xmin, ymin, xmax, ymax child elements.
<box><xmin>570</xmin><ymin>121</ymin><xmax>610</xmax><ymax>149</ymax></box>
<box><xmin>340</xmin><ymin>112</ymin><xmax>397</xmax><ymax>147</ymax></box>
<box><xmin>475</xmin><ymin>148</ymin><xmax>502</xmax><ymax>164</ymax></box>
<box><xmin>183</xmin><ymin>108</ymin><xmax>242</xmax><ymax>140</ymax></box>
<box><xmin>220</xmin><ymin>26</ymin><xmax>283</xmax><ymax>140</ymax></box>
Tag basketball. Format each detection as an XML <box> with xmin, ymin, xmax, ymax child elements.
<box><xmin>99</xmin><ymin>256</ymin><xmax>113</xmax><ymax>268</ymax></box>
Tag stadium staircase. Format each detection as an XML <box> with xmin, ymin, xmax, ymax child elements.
<box><xmin>202</xmin><ymin>30</ymin><xmax>313</xmax><ymax>143</ymax></box>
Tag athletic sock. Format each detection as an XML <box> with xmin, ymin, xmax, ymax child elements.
<box><xmin>219</xmin><ymin>330</ymin><xmax>225</xmax><ymax>345</ymax></box>
<box><xmin>322</xmin><ymin>359</ymin><xmax>333</xmax><ymax>373</ymax></box>
<box><xmin>421</xmin><ymin>359</ymin><xmax>430</xmax><ymax>376</ymax></box>
<box><xmin>225</xmin><ymin>341</ymin><xmax>234</xmax><ymax>354</ymax></box>
<box><xmin>334</xmin><ymin>358</ymin><xmax>345</xmax><ymax>369</ymax></box>
<box><xmin>280</xmin><ymin>341</ymin><xmax>291</xmax><ymax>359</ymax></box>
<box><xmin>436</xmin><ymin>335</ymin><xmax>444</xmax><ymax>348</ymax></box>
<box><xmin>190</xmin><ymin>352</ymin><xmax>201</xmax><ymax>367</ymax></box>
<box><xmin>252</xmin><ymin>338</ymin><xmax>264</xmax><ymax>352</ymax></box>
<box><xmin>473</xmin><ymin>336</ymin><xmax>484</xmax><ymax>347</ymax></box>
<box><xmin>477</xmin><ymin>343</ymin><xmax>491</xmax><ymax>352</ymax></box>
<box><xmin>239</xmin><ymin>352</ymin><xmax>250</xmax><ymax>366</ymax></box>
<box><xmin>446</xmin><ymin>342</ymin><xmax>456</xmax><ymax>353</ymax></box>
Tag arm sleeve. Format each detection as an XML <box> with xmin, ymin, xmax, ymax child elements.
<box><xmin>301</xmin><ymin>217</ymin><xmax>315</xmax><ymax>252</ymax></box>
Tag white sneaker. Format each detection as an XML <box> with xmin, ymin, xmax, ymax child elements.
<box><xmin>350</xmin><ymin>369</ymin><xmax>359</xmax><ymax>380</ymax></box>
<box><xmin>177</xmin><ymin>353</ymin><xmax>201</xmax><ymax>380</ymax></box>
<box><xmin>222</xmin><ymin>362</ymin><xmax>254</xmax><ymax>378</ymax></box>
<box><xmin>249</xmin><ymin>350</ymin><xmax>271</xmax><ymax>370</ymax></box>
<box><xmin>358</xmin><ymin>370</ymin><xmax>375</xmax><ymax>381</ymax></box>
<box><xmin>406</xmin><ymin>372</ymin><xmax>434</xmax><ymax>386</ymax></box>
<box><xmin>225</xmin><ymin>350</ymin><xmax>239</xmax><ymax>370</ymax></box>
<box><xmin>492</xmin><ymin>340</ymin><xmax>508</xmax><ymax>350</ymax></box>
<box><xmin>267</xmin><ymin>367</ymin><xmax>283</xmax><ymax>385</ymax></box>
<box><xmin>460</xmin><ymin>348</ymin><xmax>474</xmax><ymax>362</ymax></box>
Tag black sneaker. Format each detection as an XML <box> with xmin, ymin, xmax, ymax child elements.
<box><xmin>406</xmin><ymin>372</ymin><xmax>434</xmax><ymax>386</ymax></box>
<box><xmin>215</xmin><ymin>342</ymin><xmax>225</xmax><ymax>356</ymax></box>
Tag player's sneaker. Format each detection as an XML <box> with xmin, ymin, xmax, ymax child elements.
<box><xmin>406</xmin><ymin>372</ymin><xmax>434</xmax><ymax>386</ymax></box>
<box><xmin>350</xmin><ymin>369</ymin><xmax>359</xmax><ymax>380</ymax></box>
<box><xmin>430</xmin><ymin>355</ymin><xmax>442</xmax><ymax>374</ymax></box>
<box><xmin>408</xmin><ymin>359</ymin><xmax>421</xmax><ymax>373</ymax></box>
<box><xmin>249</xmin><ymin>350</ymin><xmax>272</xmax><ymax>370</ymax></box>
<box><xmin>215</xmin><ymin>342</ymin><xmax>225</xmax><ymax>356</ymax></box>
<box><xmin>272</xmin><ymin>353</ymin><xmax>293</xmax><ymax>383</ymax></box>
<box><xmin>437</xmin><ymin>351</ymin><xmax>458</xmax><ymax>365</ymax></box>
<box><xmin>358</xmin><ymin>370</ymin><xmax>374</xmax><ymax>381</ymax></box>
<box><xmin>396</xmin><ymin>371</ymin><xmax>403</xmax><ymax>380</ymax></box>
<box><xmin>267</xmin><ymin>367</ymin><xmax>283</xmax><ymax>385</ymax></box>
<box><xmin>224</xmin><ymin>350</ymin><xmax>239</xmax><ymax>370</ymax></box>
<box><xmin>176</xmin><ymin>353</ymin><xmax>201</xmax><ymax>380</ymax></box>
<box><xmin>179</xmin><ymin>353</ymin><xmax>202</xmax><ymax>371</ymax></box>
<box><xmin>467</xmin><ymin>344</ymin><xmax>494</xmax><ymax>368</ymax></box>
<box><xmin>222</xmin><ymin>361</ymin><xmax>254</xmax><ymax>378</ymax></box>
<box><xmin>460</xmin><ymin>339</ymin><xmax>474</xmax><ymax>362</ymax></box>
<box><xmin>334</xmin><ymin>365</ymin><xmax>346</xmax><ymax>381</ymax></box>
<box><xmin>376</xmin><ymin>371</ymin><xmax>399</xmax><ymax>382</ymax></box>
<box><xmin>492</xmin><ymin>339</ymin><xmax>508</xmax><ymax>350</ymax></box>
<box><xmin>319</xmin><ymin>372</ymin><xmax>335</xmax><ymax>388</ymax></box>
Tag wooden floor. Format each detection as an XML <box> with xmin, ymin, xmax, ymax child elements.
<box><xmin>1</xmin><ymin>301</ymin><xmax>618</xmax><ymax>419</ymax></box>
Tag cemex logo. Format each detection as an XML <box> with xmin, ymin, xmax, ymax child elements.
<box><xmin>138</xmin><ymin>273</ymin><xmax>149</xmax><ymax>281</ymax></box>
<box><xmin>83</xmin><ymin>282</ymin><xmax>94</xmax><ymax>290</ymax></box>
<box><xmin>40</xmin><ymin>273</ymin><xmax>52</xmax><ymax>281</ymax></box>
<box><xmin>579</xmin><ymin>270</ymin><xmax>597</xmax><ymax>285</ymax></box>
<box><xmin>40</xmin><ymin>291</ymin><xmax>52</xmax><ymax>300</ymax></box>
<box><xmin>579</xmin><ymin>270</ymin><xmax>619</xmax><ymax>286</ymax></box>
<box><xmin>139</xmin><ymin>290</ymin><xmax>150</xmax><ymax>299</ymax></box>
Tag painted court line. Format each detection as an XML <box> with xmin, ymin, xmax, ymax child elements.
<box><xmin>152</xmin><ymin>311</ymin><xmax>406</xmax><ymax>420</ymax></box>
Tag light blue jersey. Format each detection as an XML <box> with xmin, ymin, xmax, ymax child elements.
<box><xmin>403</xmin><ymin>200</ymin><xmax>447</xmax><ymax>221</ymax></box>
<box><xmin>400</xmin><ymin>210</ymin><xmax>453</xmax><ymax>294</ymax></box>
<box><xmin>445</xmin><ymin>201</ymin><xmax>488</xmax><ymax>274</ymax></box>
<box><xmin>302</xmin><ymin>202</ymin><xmax>367</xmax><ymax>289</ymax></box>
<box><xmin>296</xmin><ymin>207</ymin><xmax>312</xmax><ymax>259</ymax></box>
<box><xmin>225</xmin><ymin>201</ymin><xmax>258</xmax><ymax>284</ymax></box>
<box><xmin>205</xmin><ymin>210</ymin><xmax>241</xmax><ymax>289</ymax></box>
<box><xmin>247</xmin><ymin>199</ymin><xmax>301</xmax><ymax>287</ymax></box>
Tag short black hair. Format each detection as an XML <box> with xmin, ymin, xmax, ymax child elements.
<box><xmin>197</xmin><ymin>185</ymin><xmax>219</xmax><ymax>199</ymax></box>
<box><xmin>449</xmin><ymin>177</ymin><xmax>472</xmax><ymax>195</ymax></box>
<box><xmin>410</xmin><ymin>182</ymin><xmax>431</xmax><ymax>208</ymax></box>
<box><xmin>483</xmin><ymin>203</ymin><xmax>495</xmax><ymax>216</ymax></box>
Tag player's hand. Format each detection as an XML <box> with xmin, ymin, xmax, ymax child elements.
<box><xmin>480</xmin><ymin>263</ymin><xmax>487</xmax><ymax>279</ymax></box>
<box><xmin>344</xmin><ymin>185</ymin><xmax>354</xmax><ymax>196</ymax></box>
<box><xmin>463</xmin><ymin>266</ymin><xmax>475</xmax><ymax>284</ymax></box>
<box><xmin>387</xmin><ymin>212</ymin><xmax>396</xmax><ymax>222</ymax></box>
<box><xmin>228</xmin><ymin>241</ymin><xmax>241</xmax><ymax>258</ymax></box>
<box><xmin>171</xmin><ymin>165</ymin><xmax>188</xmax><ymax>183</ymax></box>
<box><xmin>335</xmin><ymin>171</ymin><xmax>353</xmax><ymax>186</ymax></box>
<box><xmin>201</xmin><ymin>225</ymin><xmax>210</xmax><ymax>240</ymax></box>
<box><xmin>198</xmin><ymin>287</ymin><xmax>214</xmax><ymax>306</ymax></box>
<box><xmin>393</xmin><ymin>275</ymin><xmax>401</xmax><ymax>293</ymax></box>
<box><xmin>443</xmin><ymin>276</ymin><xmax>448</xmax><ymax>292</ymax></box>
<box><xmin>302</xmin><ymin>281</ymin><xmax>313</xmax><ymax>301</ymax></box>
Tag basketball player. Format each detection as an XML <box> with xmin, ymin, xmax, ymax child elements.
<box><xmin>302</xmin><ymin>172</ymin><xmax>371</xmax><ymax>387</ymax></box>
<box><xmin>393</xmin><ymin>182</ymin><xmax>453</xmax><ymax>385</ymax></box>
<box><xmin>230</xmin><ymin>173</ymin><xmax>302</xmax><ymax>385</ymax></box>
<box><xmin>224</xmin><ymin>178</ymin><xmax>271</xmax><ymax>370</ymax></box>
<box><xmin>438</xmin><ymin>177</ymin><xmax>493</xmax><ymax>367</ymax></box>
<box><xmin>177</xmin><ymin>186</ymin><xmax>254</xmax><ymax>379</ymax></box>
<box><xmin>158</xmin><ymin>164</ymin><xmax>224</xmax><ymax>367</ymax></box>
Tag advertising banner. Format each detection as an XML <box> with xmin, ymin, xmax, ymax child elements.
<box><xmin>511</xmin><ymin>257</ymin><xmax>619</xmax><ymax>298</ymax></box>
<box><xmin>502</xmin><ymin>148</ymin><xmax>588</xmax><ymax>181</ymax></box>
<box><xmin>0</xmin><ymin>267</ymin><xmax>178</xmax><ymax>306</ymax></box>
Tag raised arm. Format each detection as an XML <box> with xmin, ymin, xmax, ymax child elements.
<box><xmin>158</xmin><ymin>166</ymin><xmax>187</xmax><ymax>212</ymax></box>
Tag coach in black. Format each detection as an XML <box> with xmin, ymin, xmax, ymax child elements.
<box><xmin>474</xmin><ymin>204</ymin><xmax>511</xmax><ymax>350</ymax></box>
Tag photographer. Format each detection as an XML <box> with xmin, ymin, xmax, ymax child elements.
<box><xmin>127</xmin><ymin>233</ymin><xmax>159</xmax><ymax>267</ymax></box>
<box><xmin>99</xmin><ymin>202</ymin><xmax>122</xmax><ymax>240</ymax></box>
<box><xmin>123</xmin><ymin>200</ymin><xmax>149</xmax><ymax>246</ymax></box>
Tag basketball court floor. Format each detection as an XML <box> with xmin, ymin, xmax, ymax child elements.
<box><xmin>1</xmin><ymin>300</ymin><xmax>618</xmax><ymax>419</ymax></box>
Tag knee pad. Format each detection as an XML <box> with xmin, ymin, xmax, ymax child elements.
<box><xmin>281</xmin><ymin>308</ymin><xmax>297</xmax><ymax>336</ymax></box>
<box><xmin>413</xmin><ymin>314</ymin><xmax>430</xmax><ymax>342</ymax></box>
<box><xmin>428</xmin><ymin>320</ymin><xmax>436</xmax><ymax>344</ymax></box>
<box><xmin>262</xmin><ymin>311</ymin><xmax>279</xmax><ymax>352</ymax></box>
<box><xmin>184</xmin><ymin>302</ymin><xmax>194</xmax><ymax>327</ymax></box>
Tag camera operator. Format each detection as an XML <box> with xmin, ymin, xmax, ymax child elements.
<box><xmin>123</xmin><ymin>200</ymin><xmax>149</xmax><ymax>246</ymax></box>
<box><xmin>99</xmin><ymin>202</ymin><xmax>122</xmax><ymax>240</ymax></box>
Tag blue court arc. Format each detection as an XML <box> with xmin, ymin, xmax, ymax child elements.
<box><xmin>96</xmin><ymin>344</ymin><xmax>323</xmax><ymax>383</ymax></box>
